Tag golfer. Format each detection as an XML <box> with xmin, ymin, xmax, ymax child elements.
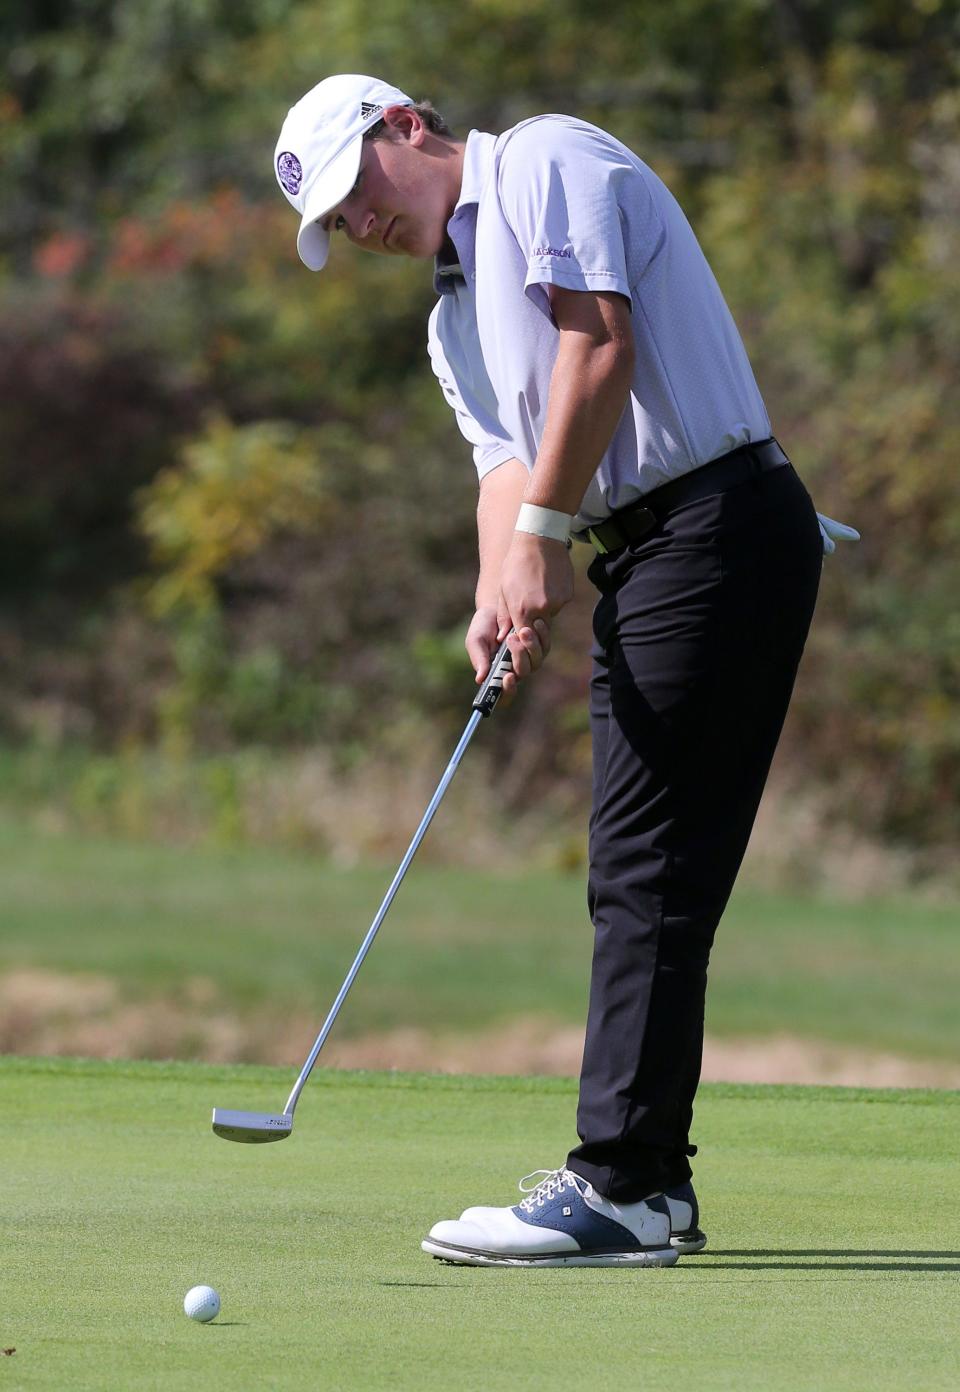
<box><xmin>273</xmin><ymin>75</ymin><xmax>857</xmax><ymax>1267</ymax></box>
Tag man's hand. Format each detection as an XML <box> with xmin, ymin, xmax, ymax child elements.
<box><xmin>498</xmin><ymin>531</ymin><xmax>574</xmax><ymax>632</ymax></box>
<box><xmin>465</xmin><ymin>602</ymin><xmax>554</xmax><ymax>704</ymax></box>
<box><xmin>465</xmin><ymin>606</ymin><xmax>502</xmax><ymax>685</ymax></box>
<box><xmin>492</xmin><ymin>531</ymin><xmax>572</xmax><ymax>695</ymax></box>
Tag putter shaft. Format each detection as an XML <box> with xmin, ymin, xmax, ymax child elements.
<box><xmin>282</xmin><ymin>706</ymin><xmax>485</xmax><ymax>1115</ymax></box>
<box><xmin>282</xmin><ymin>634</ymin><xmax>514</xmax><ymax>1116</ymax></box>
<box><xmin>211</xmin><ymin>634</ymin><xmax>514</xmax><ymax>1142</ymax></box>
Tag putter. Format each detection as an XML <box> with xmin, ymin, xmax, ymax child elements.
<box><xmin>211</xmin><ymin>633</ymin><xmax>515</xmax><ymax>1142</ymax></box>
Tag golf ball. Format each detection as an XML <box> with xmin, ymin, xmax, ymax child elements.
<box><xmin>183</xmin><ymin>1285</ymin><xmax>220</xmax><ymax>1322</ymax></box>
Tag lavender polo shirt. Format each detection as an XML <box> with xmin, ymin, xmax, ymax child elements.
<box><xmin>427</xmin><ymin>117</ymin><xmax>771</xmax><ymax>531</ymax></box>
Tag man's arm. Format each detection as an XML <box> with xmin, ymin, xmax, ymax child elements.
<box><xmin>466</xmin><ymin>458</ymin><xmax>552</xmax><ymax>697</ymax></box>
<box><xmin>475</xmin><ymin>458</ymin><xmax>527</xmax><ymax>611</ymax></box>
<box><xmin>524</xmin><ymin>287</ymin><xmax>635</xmax><ymax>514</ymax></box>
<box><xmin>496</xmin><ymin>287</ymin><xmax>634</xmax><ymax>683</ymax></box>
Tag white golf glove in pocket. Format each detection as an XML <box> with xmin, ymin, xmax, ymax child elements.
<box><xmin>816</xmin><ymin>513</ymin><xmax>860</xmax><ymax>556</ymax></box>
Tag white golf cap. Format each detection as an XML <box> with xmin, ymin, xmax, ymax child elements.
<box><xmin>274</xmin><ymin>74</ymin><xmax>415</xmax><ymax>271</ymax></box>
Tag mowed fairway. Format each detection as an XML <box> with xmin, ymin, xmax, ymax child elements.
<box><xmin>1</xmin><ymin>1057</ymin><xmax>957</xmax><ymax>1392</ymax></box>
<box><xmin>2</xmin><ymin>824</ymin><xmax>960</xmax><ymax>1060</ymax></box>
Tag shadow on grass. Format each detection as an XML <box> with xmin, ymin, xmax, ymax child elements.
<box><xmin>705</xmin><ymin>1249</ymin><xmax>958</xmax><ymax>1258</ymax></box>
<box><xmin>380</xmin><ymin>1281</ymin><xmax>463</xmax><ymax>1288</ymax></box>
<box><xmin>692</xmin><ymin>1249</ymin><xmax>960</xmax><ymax>1272</ymax></box>
<box><xmin>381</xmin><ymin>1252</ymin><xmax>960</xmax><ymax>1280</ymax></box>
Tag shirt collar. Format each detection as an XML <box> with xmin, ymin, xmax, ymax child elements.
<box><xmin>453</xmin><ymin>129</ymin><xmax>497</xmax><ymax>212</ymax></box>
<box><xmin>433</xmin><ymin>129</ymin><xmax>497</xmax><ymax>294</ymax></box>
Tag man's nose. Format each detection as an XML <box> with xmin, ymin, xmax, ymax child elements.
<box><xmin>347</xmin><ymin>207</ymin><xmax>377</xmax><ymax>242</ymax></box>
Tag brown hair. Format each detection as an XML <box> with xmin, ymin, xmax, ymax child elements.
<box><xmin>365</xmin><ymin>100</ymin><xmax>454</xmax><ymax>141</ymax></box>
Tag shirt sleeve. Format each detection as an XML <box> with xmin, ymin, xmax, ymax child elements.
<box><xmin>496</xmin><ymin>116</ymin><xmax>662</xmax><ymax>316</ymax></box>
<box><xmin>427</xmin><ymin>302</ymin><xmax>515</xmax><ymax>482</ymax></box>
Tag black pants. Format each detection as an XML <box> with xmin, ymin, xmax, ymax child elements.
<box><xmin>566</xmin><ymin>460</ymin><xmax>822</xmax><ymax>1201</ymax></box>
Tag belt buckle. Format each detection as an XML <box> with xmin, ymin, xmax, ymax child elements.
<box><xmin>629</xmin><ymin>506</ymin><xmax>657</xmax><ymax>540</ymax></box>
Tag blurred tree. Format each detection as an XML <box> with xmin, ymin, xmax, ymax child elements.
<box><xmin>0</xmin><ymin>295</ymin><xmax>199</xmax><ymax>603</ymax></box>
<box><xmin>1</xmin><ymin>0</ymin><xmax>959</xmax><ymax>853</ymax></box>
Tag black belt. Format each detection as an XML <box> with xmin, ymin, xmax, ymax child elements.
<box><xmin>581</xmin><ymin>438</ymin><xmax>790</xmax><ymax>555</ymax></box>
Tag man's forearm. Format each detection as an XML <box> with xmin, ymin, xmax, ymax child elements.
<box><xmin>524</xmin><ymin>288</ymin><xmax>635</xmax><ymax>517</ymax></box>
<box><xmin>524</xmin><ymin>334</ymin><xmax>634</xmax><ymax>516</ymax></box>
<box><xmin>475</xmin><ymin>293</ymin><xmax>633</xmax><ymax>655</ymax></box>
<box><xmin>475</xmin><ymin>458</ymin><xmax>528</xmax><ymax>609</ymax></box>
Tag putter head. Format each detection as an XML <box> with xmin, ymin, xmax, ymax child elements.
<box><xmin>211</xmin><ymin>1107</ymin><xmax>293</xmax><ymax>1143</ymax></box>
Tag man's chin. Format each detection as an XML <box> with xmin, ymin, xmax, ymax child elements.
<box><xmin>397</xmin><ymin>240</ymin><xmax>445</xmax><ymax>261</ymax></box>
<box><xmin>391</xmin><ymin>223</ymin><xmax>447</xmax><ymax>260</ymax></box>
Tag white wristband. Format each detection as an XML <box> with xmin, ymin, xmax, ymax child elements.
<box><xmin>515</xmin><ymin>503</ymin><xmax>573</xmax><ymax>545</ymax></box>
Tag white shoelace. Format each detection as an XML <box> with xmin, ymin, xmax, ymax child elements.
<box><xmin>517</xmin><ymin>1167</ymin><xmax>592</xmax><ymax>1213</ymax></box>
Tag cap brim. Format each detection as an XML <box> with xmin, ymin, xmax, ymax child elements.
<box><xmin>296</xmin><ymin>137</ymin><xmax>364</xmax><ymax>271</ymax></box>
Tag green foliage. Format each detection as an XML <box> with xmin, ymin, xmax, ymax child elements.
<box><xmin>1</xmin><ymin>0</ymin><xmax>959</xmax><ymax>854</ymax></box>
<box><xmin>139</xmin><ymin>416</ymin><xmax>331</xmax><ymax>618</ymax></box>
<box><xmin>136</xmin><ymin>418</ymin><xmax>337</xmax><ymax>747</ymax></box>
<box><xmin>0</xmin><ymin>295</ymin><xmax>199</xmax><ymax>603</ymax></box>
<box><xmin>156</xmin><ymin>613</ymin><xmax>331</xmax><ymax>749</ymax></box>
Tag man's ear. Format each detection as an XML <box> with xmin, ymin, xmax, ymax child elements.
<box><xmin>381</xmin><ymin>105</ymin><xmax>426</xmax><ymax>145</ymax></box>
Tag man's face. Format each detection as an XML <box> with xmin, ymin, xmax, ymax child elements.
<box><xmin>319</xmin><ymin>110</ymin><xmax>456</xmax><ymax>260</ymax></box>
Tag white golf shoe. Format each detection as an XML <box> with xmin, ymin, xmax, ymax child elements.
<box><xmin>421</xmin><ymin>1167</ymin><xmax>679</xmax><ymax>1267</ymax></box>
<box><xmin>664</xmin><ymin>1180</ymin><xmax>707</xmax><ymax>1253</ymax></box>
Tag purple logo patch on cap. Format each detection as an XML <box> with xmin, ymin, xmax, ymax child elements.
<box><xmin>277</xmin><ymin>151</ymin><xmax>303</xmax><ymax>196</ymax></box>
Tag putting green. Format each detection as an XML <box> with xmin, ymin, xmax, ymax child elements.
<box><xmin>2</xmin><ymin>1056</ymin><xmax>957</xmax><ymax>1391</ymax></box>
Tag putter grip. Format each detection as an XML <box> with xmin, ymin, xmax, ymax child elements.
<box><xmin>472</xmin><ymin>634</ymin><xmax>514</xmax><ymax>716</ymax></box>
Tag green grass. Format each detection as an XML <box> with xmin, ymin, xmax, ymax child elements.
<box><xmin>1</xmin><ymin>1056</ymin><xmax>957</xmax><ymax>1391</ymax></box>
<box><xmin>1</xmin><ymin>822</ymin><xmax>959</xmax><ymax>1057</ymax></box>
